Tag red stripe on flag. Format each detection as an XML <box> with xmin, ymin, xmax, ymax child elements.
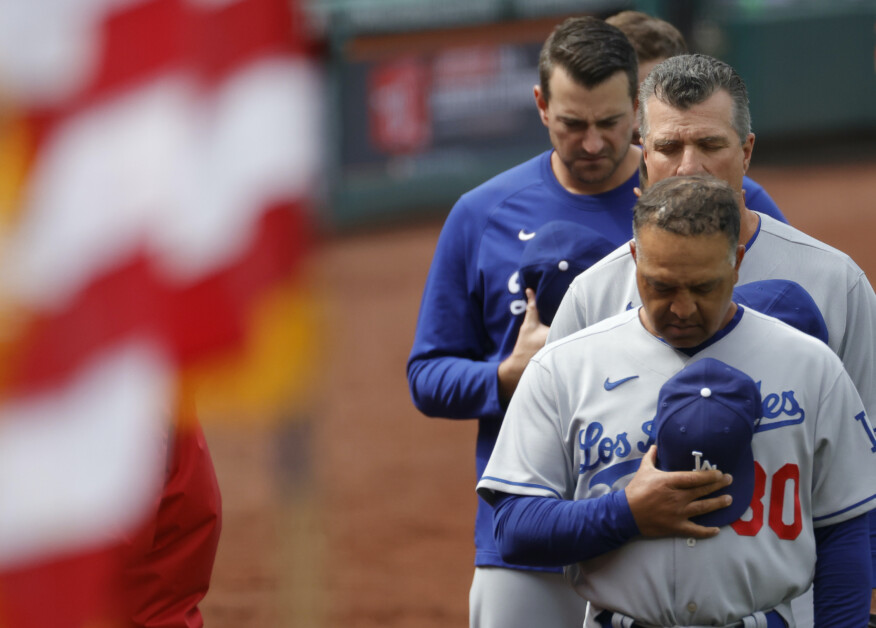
<box><xmin>189</xmin><ymin>0</ymin><xmax>304</xmax><ymax>85</ymax></box>
<box><xmin>96</xmin><ymin>0</ymin><xmax>184</xmax><ymax>92</ymax></box>
<box><xmin>26</xmin><ymin>0</ymin><xmax>308</xmax><ymax>145</ymax></box>
<box><xmin>95</xmin><ymin>0</ymin><xmax>301</xmax><ymax>93</ymax></box>
<box><xmin>166</xmin><ymin>201</ymin><xmax>313</xmax><ymax>364</ymax></box>
<box><xmin>4</xmin><ymin>203</ymin><xmax>312</xmax><ymax>396</ymax></box>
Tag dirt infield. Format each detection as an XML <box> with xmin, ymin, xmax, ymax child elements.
<box><xmin>201</xmin><ymin>158</ymin><xmax>876</xmax><ymax>627</ymax></box>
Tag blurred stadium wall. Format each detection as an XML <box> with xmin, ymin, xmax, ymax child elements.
<box><xmin>302</xmin><ymin>0</ymin><xmax>876</xmax><ymax>229</ymax></box>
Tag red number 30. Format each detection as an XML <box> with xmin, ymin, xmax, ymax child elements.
<box><xmin>731</xmin><ymin>462</ymin><xmax>802</xmax><ymax>540</ymax></box>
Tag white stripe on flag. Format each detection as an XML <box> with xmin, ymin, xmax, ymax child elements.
<box><xmin>2</xmin><ymin>58</ymin><xmax>321</xmax><ymax>305</ymax></box>
<box><xmin>0</xmin><ymin>341</ymin><xmax>171</xmax><ymax>567</ymax></box>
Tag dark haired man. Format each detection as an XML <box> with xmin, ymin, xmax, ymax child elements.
<box><xmin>409</xmin><ymin>16</ymin><xmax>641</xmax><ymax>627</ymax></box>
<box><xmin>606</xmin><ymin>10</ymin><xmax>687</xmax><ymax>91</ymax></box>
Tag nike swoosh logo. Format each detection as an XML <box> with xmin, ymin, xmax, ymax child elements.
<box><xmin>604</xmin><ymin>375</ymin><xmax>639</xmax><ymax>391</ymax></box>
<box><xmin>625</xmin><ymin>301</ymin><xmax>634</xmax><ymax>310</ymax></box>
<box><xmin>518</xmin><ymin>229</ymin><xmax>536</xmax><ymax>241</ymax></box>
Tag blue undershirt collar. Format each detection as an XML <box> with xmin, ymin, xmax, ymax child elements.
<box><xmin>744</xmin><ymin>213</ymin><xmax>761</xmax><ymax>251</ymax></box>
<box><xmin>677</xmin><ymin>305</ymin><xmax>745</xmax><ymax>356</ymax></box>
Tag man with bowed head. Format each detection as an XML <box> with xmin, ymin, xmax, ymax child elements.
<box><xmin>549</xmin><ymin>53</ymin><xmax>876</xmax><ymax>436</ymax></box>
<box><xmin>408</xmin><ymin>16</ymin><xmax>789</xmax><ymax>625</ymax></box>
<box><xmin>408</xmin><ymin>18</ymin><xmax>641</xmax><ymax>626</ymax></box>
<box><xmin>547</xmin><ymin>53</ymin><xmax>876</xmax><ymax>622</ymax></box>
<box><xmin>606</xmin><ymin>9</ymin><xmax>786</xmax><ymax>218</ymax></box>
<box><xmin>479</xmin><ymin>174</ymin><xmax>876</xmax><ymax>628</ymax></box>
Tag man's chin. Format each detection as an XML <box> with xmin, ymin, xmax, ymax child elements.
<box><xmin>661</xmin><ymin>328</ymin><xmax>706</xmax><ymax>348</ymax></box>
<box><xmin>572</xmin><ymin>164</ymin><xmax>614</xmax><ymax>186</ymax></box>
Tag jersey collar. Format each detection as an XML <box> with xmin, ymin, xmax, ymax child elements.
<box><xmin>676</xmin><ymin>306</ymin><xmax>745</xmax><ymax>357</ymax></box>
<box><xmin>743</xmin><ymin>213</ymin><xmax>761</xmax><ymax>252</ymax></box>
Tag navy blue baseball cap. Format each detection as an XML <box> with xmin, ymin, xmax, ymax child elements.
<box><xmin>734</xmin><ymin>279</ymin><xmax>828</xmax><ymax>344</ymax></box>
<box><xmin>654</xmin><ymin>358</ymin><xmax>762</xmax><ymax>527</ymax></box>
<box><xmin>519</xmin><ymin>221</ymin><xmax>616</xmax><ymax>325</ymax></box>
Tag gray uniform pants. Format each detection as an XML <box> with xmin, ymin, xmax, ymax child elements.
<box><xmin>470</xmin><ymin>566</ymin><xmax>587</xmax><ymax>628</ymax></box>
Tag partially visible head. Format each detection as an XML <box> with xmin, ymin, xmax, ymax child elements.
<box><xmin>539</xmin><ymin>16</ymin><xmax>638</xmax><ymax>104</ymax></box>
<box><xmin>605</xmin><ymin>10</ymin><xmax>687</xmax><ymax>85</ymax></box>
<box><xmin>639</xmin><ymin>54</ymin><xmax>751</xmax><ymax>145</ymax></box>
<box><xmin>633</xmin><ymin>174</ymin><xmax>740</xmax><ymax>251</ymax></box>
<box><xmin>631</xmin><ymin>175</ymin><xmax>744</xmax><ymax>348</ymax></box>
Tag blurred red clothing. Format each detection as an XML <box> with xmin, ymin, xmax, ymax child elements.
<box><xmin>122</xmin><ymin>414</ymin><xmax>222</xmax><ymax>628</ymax></box>
<box><xmin>0</xmin><ymin>545</ymin><xmax>126</xmax><ymax>628</ymax></box>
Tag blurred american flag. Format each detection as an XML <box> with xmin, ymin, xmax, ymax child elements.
<box><xmin>0</xmin><ymin>0</ymin><xmax>319</xmax><ymax>624</ymax></box>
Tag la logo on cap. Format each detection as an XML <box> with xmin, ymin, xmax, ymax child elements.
<box><xmin>692</xmin><ymin>450</ymin><xmax>718</xmax><ymax>472</ymax></box>
<box><xmin>654</xmin><ymin>358</ymin><xmax>762</xmax><ymax>527</ymax></box>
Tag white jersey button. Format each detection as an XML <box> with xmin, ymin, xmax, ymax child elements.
<box><xmin>686</xmin><ymin>538</ymin><xmax>696</xmax><ymax>547</ymax></box>
<box><xmin>687</xmin><ymin>602</ymin><xmax>697</xmax><ymax>613</ymax></box>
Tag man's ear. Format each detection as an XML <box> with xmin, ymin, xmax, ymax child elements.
<box><xmin>534</xmin><ymin>84</ymin><xmax>549</xmax><ymax>126</ymax></box>
<box><xmin>734</xmin><ymin>243</ymin><xmax>745</xmax><ymax>271</ymax></box>
<box><xmin>630</xmin><ymin>239</ymin><xmax>637</xmax><ymax>263</ymax></box>
<box><xmin>742</xmin><ymin>132</ymin><xmax>755</xmax><ymax>173</ymax></box>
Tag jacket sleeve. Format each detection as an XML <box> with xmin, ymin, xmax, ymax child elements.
<box><xmin>406</xmin><ymin>198</ymin><xmax>505</xmax><ymax>420</ymax></box>
<box><xmin>491</xmin><ymin>491</ymin><xmax>639</xmax><ymax>566</ymax></box>
<box><xmin>812</xmin><ymin>513</ymin><xmax>871</xmax><ymax>627</ymax></box>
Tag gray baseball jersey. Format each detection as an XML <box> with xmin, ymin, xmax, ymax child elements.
<box><xmin>547</xmin><ymin>212</ymin><xmax>876</xmax><ymax>423</ymax></box>
<box><xmin>479</xmin><ymin>307</ymin><xmax>876</xmax><ymax>627</ymax></box>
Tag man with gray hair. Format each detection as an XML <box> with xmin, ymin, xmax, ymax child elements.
<box><xmin>547</xmin><ymin>53</ymin><xmax>876</xmax><ymax>625</ymax></box>
<box><xmin>480</xmin><ymin>174</ymin><xmax>876</xmax><ymax>627</ymax></box>
<box><xmin>550</xmin><ymin>53</ymin><xmax>876</xmax><ymax>421</ymax></box>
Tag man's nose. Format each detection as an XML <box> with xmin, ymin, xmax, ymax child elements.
<box><xmin>669</xmin><ymin>291</ymin><xmax>696</xmax><ymax>319</ymax></box>
<box><xmin>581</xmin><ymin>127</ymin><xmax>605</xmax><ymax>155</ymax></box>
<box><xmin>676</xmin><ymin>146</ymin><xmax>706</xmax><ymax>175</ymax></box>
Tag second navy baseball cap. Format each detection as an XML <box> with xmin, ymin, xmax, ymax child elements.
<box><xmin>654</xmin><ymin>357</ymin><xmax>761</xmax><ymax>527</ymax></box>
<box><xmin>734</xmin><ymin>279</ymin><xmax>828</xmax><ymax>344</ymax></box>
<box><xmin>519</xmin><ymin>221</ymin><xmax>616</xmax><ymax>325</ymax></box>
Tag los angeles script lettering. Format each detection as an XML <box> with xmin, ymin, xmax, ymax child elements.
<box><xmin>579</xmin><ymin>387</ymin><xmax>804</xmax><ymax>473</ymax></box>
